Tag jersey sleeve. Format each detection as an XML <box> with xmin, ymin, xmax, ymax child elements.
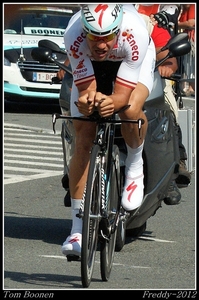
<box><xmin>64</xmin><ymin>12</ymin><xmax>95</xmax><ymax>88</ymax></box>
<box><xmin>115</xmin><ymin>9</ymin><xmax>156</xmax><ymax>93</ymax></box>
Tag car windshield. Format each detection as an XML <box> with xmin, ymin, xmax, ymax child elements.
<box><xmin>4</xmin><ymin>5</ymin><xmax>80</xmax><ymax>36</ymax></box>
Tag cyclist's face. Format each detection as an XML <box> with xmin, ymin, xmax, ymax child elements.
<box><xmin>86</xmin><ymin>33</ymin><xmax>117</xmax><ymax>61</ymax></box>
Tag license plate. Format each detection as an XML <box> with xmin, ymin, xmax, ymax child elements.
<box><xmin>33</xmin><ymin>72</ymin><xmax>57</xmax><ymax>82</ymax></box>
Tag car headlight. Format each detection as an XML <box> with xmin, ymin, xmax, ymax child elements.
<box><xmin>4</xmin><ymin>56</ymin><xmax>11</xmax><ymax>66</ymax></box>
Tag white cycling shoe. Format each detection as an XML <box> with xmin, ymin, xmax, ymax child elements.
<box><xmin>61</xmin><ymin>233</ymin><xmax>82</xmax><ymax>256</ymax></box>
<box><xmin>121</xmin><ymin>173</ymin><xmax>144</xmax><ymax>211</ymax></box>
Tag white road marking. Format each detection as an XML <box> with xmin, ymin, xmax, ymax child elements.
<box><xmin>138</xmin><ymin>235</ymin><xmax>175</xmax><ymax>243</ymax></box>
<box><xmin>39</xmin><ymin>234</ymin><xmax>176</xmax><ymax>267</ymax></box>
<box><xmin>39</xmin><ymin>255</ymin><xmax>151</xmax><ymax>268</ymax></box>
<box><xmin>4</xmin><ymin>159</ymin><xmax>63</xmax><ymax>168</ymax></box>
<box><xmin>4</xmin><ymin>171</ymin><xmax>62</xmax><ymax>185</ymax></box>
<box><xmin>4</xmin><ymin>137</ymin><xmax>61</xmax><ymax>144</ymax></box>
<box><xmin>4</xmin><ymin>123</ymin><xmax>61</xmax><ymax>135</ymax></box>
<box><xmin>4</xmin><ymin>124</ymin><xmax>65</xmax><ymax>184</ymax></box>
<box><xmin>5</xmin><ymin>132</ymin><xmax>61</xmax><ymax>139</ymax></box>
<box><xmin>4</xmin><ymin>148</ymin><xmax>63</xmax><ymax>155</ymax></box>
<box><xmin>4</xmin><ymin>153</ymin><xmax>63</xmax><ymax>161</ymax></box>
<box><xmin>4</xmin><ymin>143</ymin><xmax>61</xmax><ymax>150</ymax></box>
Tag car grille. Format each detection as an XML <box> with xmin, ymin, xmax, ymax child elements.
<box><xmin>20</xmin><ymin>86</ymin><xmax>61</xmax><ymax>93</ymax></box>
<box><xmin>17</xmin><ymin>61</ymin><xmax>60</xmax><ymax>82</ymax></box>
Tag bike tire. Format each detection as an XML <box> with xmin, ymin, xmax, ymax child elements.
<box><xmin>100</xmin><ymin>145</ymin><xmax>120</xmax><ymax>281</ymax></box>
<box><xmin>81</xmin><ymin>144</ymin><xmax>101</xmax><ymax>288</ymax></box>
<box><xmin>115</xmin><ymin>216</ymin><xmax>126</xmax><ymax>252</ymax></box>
<box><xmin>115</xmin><ymin>165</ymin><xmax>126</xmax><ymax>252</ymax></box>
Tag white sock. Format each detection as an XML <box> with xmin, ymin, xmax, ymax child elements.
<box><xmin>70</xmin><ymin>199</ymin><xmax>82</xmax><ymax>235</ymax></box>
<box><xmin>121</xmin><ymin>143</ymin><xmax>144</xmax><ymax>211</ymax></box>
<box><xmin>125</xmin><ymin>142</ymin><xmax>144</xmax><ymax>171</ymax></box>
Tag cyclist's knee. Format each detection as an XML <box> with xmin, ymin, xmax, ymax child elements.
<box><xmin>75</xmin><ymin>123</ymin><xmax>96</xmax><ymax>151</ymax></box>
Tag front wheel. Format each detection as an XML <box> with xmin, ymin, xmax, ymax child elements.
<box><xmin>100</xmin><ymin>145</ymin><xmax>121</xmax><ymax>281</ymax></box>
<box><xmin>81</xmin><ymin>145</ymin><xmax>101</xmax><ymax>288</ymax></box>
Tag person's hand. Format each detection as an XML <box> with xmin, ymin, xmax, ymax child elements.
<box><xmin>158</xmin><ymin>65</ymin><xmax>174</xmax><ymax>78</ymax></box>
<box><xmin>57</xmin><ymin>69</ymin><xmax>66</xmax><ymax>81</ymax></box>
<box><xmin>56</xmin><ymin>58</ymin><xmax>70</xmax><ymax>80</ymax></box>
<box><xmin>150</xmin><ymin>11</ymin><xmax>169</xmax><ymax>29</ymax></box>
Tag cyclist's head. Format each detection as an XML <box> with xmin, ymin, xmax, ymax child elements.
<box><xmin>81</xmin><ymin>4</ymin><xmax>123</xmax><ymax>38</ymax></box>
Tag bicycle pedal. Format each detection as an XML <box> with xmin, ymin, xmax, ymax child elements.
<box><xmin>120</xmin><ymin>211</ymin><xmax>130</xmax><ymax>221</ymax></box>
<box><xmin>66</xmin><ymin>255</ymin><xmax>80</xmax><ymax>262</ymax></box>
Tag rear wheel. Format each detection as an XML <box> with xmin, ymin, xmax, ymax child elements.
<box><xmin>115</xmin><ymin>166</ymin><xmax>126</xmax><ymax>252</ymax></box>
<box><xmin>115</xmin><ymin>216</ymin><xmax>126</xmax><ymax>252</ymax></box>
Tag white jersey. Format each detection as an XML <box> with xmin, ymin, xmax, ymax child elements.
<box><xmin>64</xmin><ymin>5</ymin><xmax>156</xmax><ymax>116</ymax></box>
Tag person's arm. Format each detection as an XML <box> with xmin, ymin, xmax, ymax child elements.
<box><xmin>178</xmin><ymin>19</ymin><xmax>195</xmax><ymax>30</ymax></box>
<box><xmin>56</xmin><ymin>59</ymin><xmax>70</xmax><ymax>80</ymax></box>
<box><xmin>150</xmin><ymin>5</ymin><xmax>181</xmax><ymax>30</ymax></box>
<box><xmin>178</xmin><ymin>4</ymin><xmax>195</xmax><ymax>30</ymax></box>
<box><xmin>156</xmin><ymin>49</ymin><xmax>178</xmax><ymax>77</ymax></box>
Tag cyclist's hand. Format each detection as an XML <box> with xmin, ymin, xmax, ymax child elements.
<box><xmin>94</xmin><ymin>93</ymin><xmax>114</xmax><ymax>117</ymax></box>
<box><xmin>76</xmin><ymin>92</ymin><xmax>95</xmax><ymax>116</ymax></box>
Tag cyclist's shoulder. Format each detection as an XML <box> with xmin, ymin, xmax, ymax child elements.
<box><xmin>64</xmin><ymin>11</ymin><xmax>88</xmax><ymax>54</ymax></box>
<box><xmin>119</xmin><ymin>5</ymin><xmax>151</xmax><ymax>42</ymax></box>
<box><xmin>64</xmin><ymin>10</ymin><xmax>82</xmax><ymax>37</ymax></box>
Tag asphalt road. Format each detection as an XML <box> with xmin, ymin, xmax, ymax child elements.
<box><xmin>3</xmin><ymin>97</ymin><xmax>196</xmax><ymax>294</ymax></box>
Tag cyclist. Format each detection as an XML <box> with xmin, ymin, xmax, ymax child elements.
<box><xmin>61</xmin><ymin>4</ymin><xmax>156</xmax><ymax>257</ymax></box>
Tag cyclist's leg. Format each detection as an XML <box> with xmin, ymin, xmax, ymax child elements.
<box><xmin>119</xmin><ymin>40</ymin><xmax>155</xmax><ymax>212</ymax></box>
<box><xmin>61</xmin><ymin>119</ymin><xmax>96</xmax><ymax>256</ymax></box>
<box><xmin>119</xmin><ymin>83</ymin><xmax>148</xmax><ymax>211</ymax></box>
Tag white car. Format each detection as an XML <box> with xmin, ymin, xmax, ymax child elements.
<box><xmin>4</xmin><ymin>4</ymin><xmax>79</xmax><ymax>103</ymax></box>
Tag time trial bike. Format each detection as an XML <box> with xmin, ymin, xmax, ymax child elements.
<box><xmin>52</xmin><ymin>108</ymin><xmax>144</xmax><ymax>288</ymax></box>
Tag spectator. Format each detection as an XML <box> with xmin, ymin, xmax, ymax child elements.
<box><xmin>178</xmin><ymin>4</ymin><xmax>195</xmax><ymax>97</ymax></box>
<box><xmin>134</xmin><ymin>4</ymin><xmax>182</xmax><ymax>36</ymax></box>
<box><xmin>134</xmin><ymin>4</ymin><xmax>191</xmax><ymax>204</ymax></box>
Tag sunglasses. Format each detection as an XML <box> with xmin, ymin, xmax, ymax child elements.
<box><xmin>86</xmin><ymin>32</ymin><xmax>117</xmax><ymax>42</ymax></box>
